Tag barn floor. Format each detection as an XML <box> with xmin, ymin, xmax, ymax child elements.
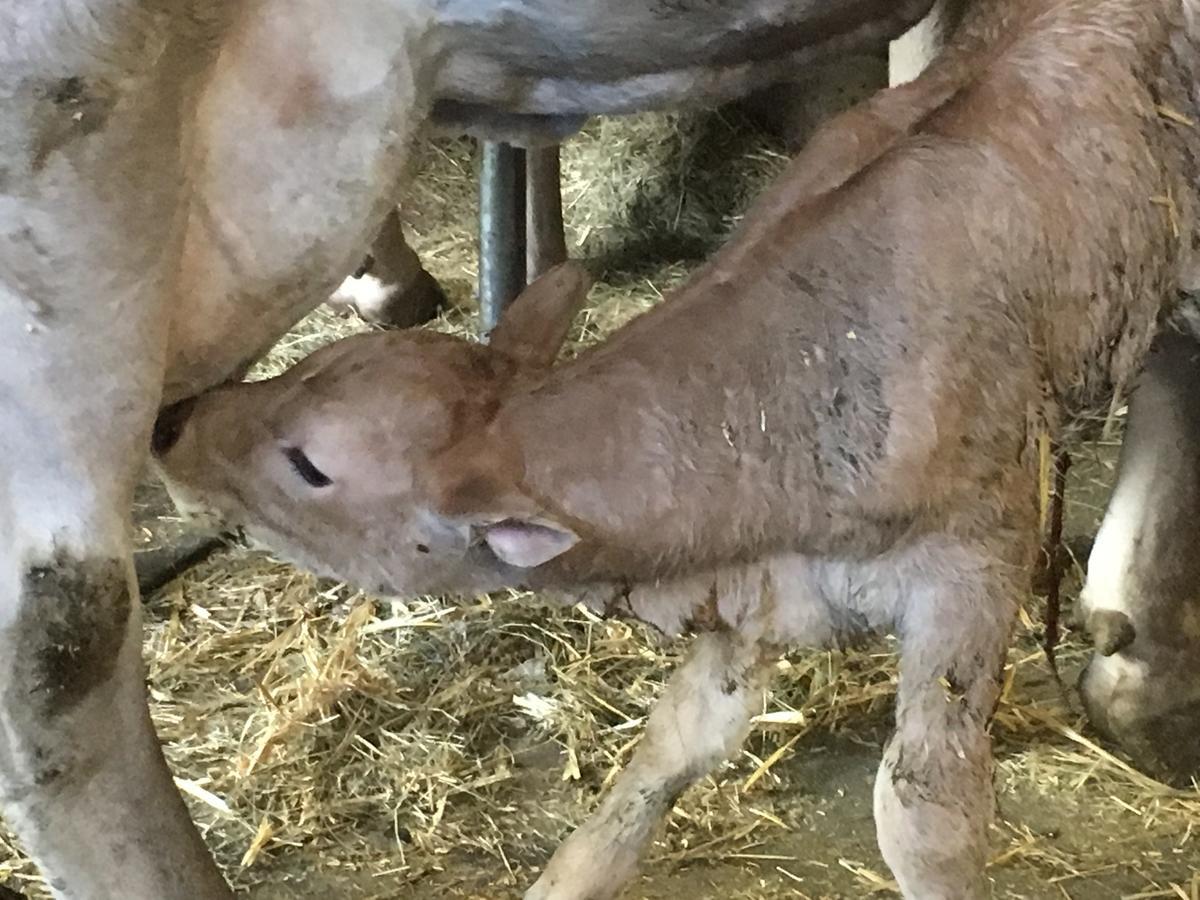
<box><xmin>4</xmin><ymin>110</ymin><xmax>1200</xmax><ymax>900</ymax></box>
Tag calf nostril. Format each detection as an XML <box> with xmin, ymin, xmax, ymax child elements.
<box><xmin>151</xmin><ymin>396</ymin><xmax>198</xmax><ymax>458</ymax></box>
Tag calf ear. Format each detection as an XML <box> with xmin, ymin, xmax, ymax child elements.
<box><xmin>435</xmin><ymin>463</ymin><xmax>581</xmax><ymax>568</ymax></box>
<box><xmin>482</xmin><ymin>517</ymin><xmax>579</xmax><ymax>568</ymax></box>
<box><xmin>488</xmin><ymin>261</ymin><xmax>593</xmax><ymax>369</ymax></box>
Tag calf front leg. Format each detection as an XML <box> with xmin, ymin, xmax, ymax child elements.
<box><xmin>874</xmin><ymin>541</ymin><xmax>1021</xmax><ymax>900</ymax></box>
<box><xmin>524</xmin><ymin>630</ymin><xmax>771</xmax><ymax>900</ymax></box>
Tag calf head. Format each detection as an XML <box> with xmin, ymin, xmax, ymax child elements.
<box><xmin>152</xmin><ymin>263</ymin><xmax>593</xmax><ymax>596</ymax></box>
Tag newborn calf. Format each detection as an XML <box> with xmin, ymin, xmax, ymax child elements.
<box><xmin>155</xmin><ymin>0</ymin><xmax>1200</xmax><ymax>896</ymax></box>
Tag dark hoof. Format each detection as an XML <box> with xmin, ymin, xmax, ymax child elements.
<box><xmin>377</xmin><ymin>268</ymin><xmax>448</xmax><ymax>329</ymax></box>
<box><xmin>331</xmin><ymin>268</ymin><xmax>448</xmax><ymax>329</ymax></box>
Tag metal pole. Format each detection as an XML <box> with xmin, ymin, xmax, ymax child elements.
<box><xmin>479</xmin><ymin>141</ymin><xmax>527</xmax><ymax>334</ymax></box>
<box><xmin>526</xmin><ymin>145</ymin><xmax>567</xmax><ymax>282</ymax></box>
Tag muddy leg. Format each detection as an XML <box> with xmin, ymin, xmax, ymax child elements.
<box><xmin>328</xmin><ymin>208</ymin><xmax>447</xmax><ymax>328</ymax></box>
<box><xmin>0</xmin><ymin>466</ymin><xmax>228</xmax><ymax>900</ymax></box>
<box><xmin>0</xmin><ymin>36</ymin><xmax>229</xmax><ymax>896</ymax></box>
<box><xmin>874</xmin><ymin>544</ymin><xmax>1017</xmax><ymax>900</ymax></box>
<box><xmin>526</xmin><ymin>146</ymin><xmax>568</xmax><ymax>282</ymax></box>
<box><xmin>524</xmin><ymin>630</ymin><xmax>769</xmax><ymax>900</ymax></box>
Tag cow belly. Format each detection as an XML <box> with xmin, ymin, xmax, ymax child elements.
<box><xmin>431</xmin><ymin>0</ymin><xmax>933</xmax><ymax>115</ymax></box>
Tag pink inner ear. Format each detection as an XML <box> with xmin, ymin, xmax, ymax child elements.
<box><xmin>484</xmin><ymin>519</ymin><xmax>579</xmax><ymax>568</ymax></box>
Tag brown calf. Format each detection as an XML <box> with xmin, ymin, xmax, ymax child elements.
<box><xmin>0</xmin><ymin>2</ymin><xmax>942</xmax><ymax>895</ymax></box>
<box><xmin>156</xmin><ymin>1</ymin><xmax>1200</xmax><ymax>896</ymax></box>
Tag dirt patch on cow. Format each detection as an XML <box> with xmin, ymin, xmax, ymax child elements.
<box><xmin>15</xmin><ymin>552</ymin><xmax>129</xmax><ymax>717</ymax></box>
<box><xmin>4</xmin><ymin>109</ymin><xmax>1200</xmax><ymax>899</ymax></box>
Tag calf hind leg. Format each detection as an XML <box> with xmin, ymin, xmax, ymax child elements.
<box><xmin>874</xmin><ymin>542</ymin><xmax>1020</xmax><ymax>899</ymax></box>
<box><xmin>524</xmin><ymin>630</ymin><xmax>771</xmax><ymax>900</ymax></box>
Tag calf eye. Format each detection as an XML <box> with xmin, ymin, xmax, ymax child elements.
<box><xmin>284</xmin><ymin>446</ymin><xmax>333</xmax><ymax>488</ymax></box>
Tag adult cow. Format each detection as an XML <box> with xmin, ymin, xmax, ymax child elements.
<box><xmin>0</xmin><ymin>1</ymin><xmax>940</xmax><ymax>896</ymax></box>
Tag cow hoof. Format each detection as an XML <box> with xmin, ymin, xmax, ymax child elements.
<box><xmin>329</xmin><ymin>268</ymin><xmax>447</xmax><ymax>329</ymax></box>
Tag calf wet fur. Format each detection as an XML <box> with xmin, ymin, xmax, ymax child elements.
<box><xmin>157</xmin><ymin>0</ymin><xmax>1200</xmax><ymax>897</ymax></box>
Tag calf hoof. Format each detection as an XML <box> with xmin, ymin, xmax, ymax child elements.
<box><xmin>328</xmin><ymin>266</ymin><xmax>447</xmax><ymax>329</ymax></box>
<box><xmin>1079</xmin><ymin>658</ymin><xmax>1200</xmax><ymax>784</ymax></box>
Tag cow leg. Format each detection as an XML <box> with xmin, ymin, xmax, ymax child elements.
<box><xmin>0</xmin><ymin>209</ymin><xmax>229</xmax><ymax>899</ymax></box>
<box><xmin>526</xmin><ymin>146</ymin><xmax>568</xmax><ymax>282</ymax></box>
<box><xmin>0</xmin><ymin>356</ymin><xmax>230</xmax><ymax>900</ymax></box>
<box><xmin>163</xmin><ymin>0</ymin><xmax>437</xmax><ymax>401</ymax></box>
<box><xmin>327</xmin><ymin>208</ymin><xmax>447</xmax><ymax>328</ymax></box>
<box><xmin>479</xmin><ymin>142</ymin><xmax>528</xmax><ymax>333</ymax></box>
<box><xmin>874</xmin><ymin>542</ymin><xmax>1018</xmax><ymax>900</ymax></box>
<box><xmin>0</xmin><ymin>9</ymin><xmax>231</xmax><ymax>896</ymax></box>
<box><xmin>524</xmin><ymin>630</ymin><xmax>770</xmax><ymax>900</ymax></box>
<box><xmin>1078</xmin><ymin>317</ymin><xmax>1200</xmax><ymax>782</ymax></box>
